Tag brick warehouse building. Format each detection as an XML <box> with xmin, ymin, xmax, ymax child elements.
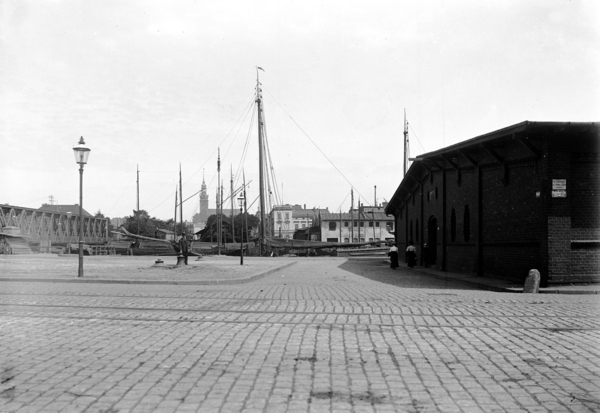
<box><xmin>384</xmin><ymin>121</ymin><xmax>599</xmax><ymax>286</ymax></box>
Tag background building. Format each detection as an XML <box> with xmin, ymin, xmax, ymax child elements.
<box><xmin>319</xmin><ymin>209</ymin><xmax>394</xmax><ymax>243</ymax></box>
<box><xmin>271</xmin><ymin>204</ymin><xmax>328</xmax><ymax>239</ymax></box>
<box><xmin>385</xmin><ymin>121</ymin><xmax>599</xmax><ymax>286</ymax></box>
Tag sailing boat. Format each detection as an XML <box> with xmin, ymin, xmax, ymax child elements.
<box><xmin>254</xmin><ymin>70</ymin><xmax>388</xmax><ymax>255</ymax></box>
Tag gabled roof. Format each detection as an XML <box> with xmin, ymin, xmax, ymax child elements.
<box><xmin>385</xmin><ymin>121</ymin><xmax>599</xmax><ymax>216</ymax></box>
<box><xmin>37</xmin><ymin>204</ymin><xmax>94</xmax><ymax>217</ymax></box>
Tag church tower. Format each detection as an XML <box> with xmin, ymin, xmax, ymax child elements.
<box><xmin>199</xmin><ymin>173</ymin><xmax>209</xmax><ymax>225</ymax></box>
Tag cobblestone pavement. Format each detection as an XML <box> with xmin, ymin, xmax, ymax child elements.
<box><xmin>0</xmin><ymin>258</ymin><xmax>599</xmax><ymax>412</ymax></box>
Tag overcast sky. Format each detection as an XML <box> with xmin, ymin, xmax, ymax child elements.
<box><xmin>1</xmin><ymin>0</ymin><xmax>598</xmax><ymax>221</ymax></box>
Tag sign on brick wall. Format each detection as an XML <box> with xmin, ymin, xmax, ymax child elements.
<box><xmin>552</xmin><ymin>179</ymin><xmax>567</xmax><ymax>198</ymax></box>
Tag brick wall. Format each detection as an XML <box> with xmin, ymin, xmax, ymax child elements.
<box><xmin>390</xmin><ymin>124</ymin><xmax>599</xmax><ymax>284</ymax></box>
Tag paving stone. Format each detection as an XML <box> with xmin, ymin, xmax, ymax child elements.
<box><xmin>1</xmin><ymin>258</ymin><xmax>598</xmax><ymax>412</ymax></box>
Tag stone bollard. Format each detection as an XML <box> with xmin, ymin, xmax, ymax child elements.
<box><xmin>152</xmin><ymin>259</ymin><xmax>165</xmax><ymax>268</ymax></box>
<box><xmin>175</xmin><ymin>255</ymin><xmax>186</xmax><ymax>267</ymax></box>
<box><xmin>523</xmin><ymin>269</ymin><xmax>541</xmax><ymax>293</ymax></box>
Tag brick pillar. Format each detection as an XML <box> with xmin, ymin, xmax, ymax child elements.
<box><xmin>547</xmin><ymin>216</ymin><xmax>571</xmax><ymax>284</ymax></box>
<box><xmin>545</xmin><ymin>139</ymin><xmax>571</xmax><ymax>286</ymax></box>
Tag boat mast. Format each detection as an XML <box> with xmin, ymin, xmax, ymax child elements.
<box><xmin>217</xmin><ymin>149</ymin><xmax>221</xmax><ymax>254</ymax></box>
<box><xmin>243</xmin><ymin>170</ymin><xmax>248</xmax><ymax>246</ymax></box>
<box><xmin>179</xmin><ymin>163</ymin><xmax>183</xmax><ymax>236</ymax></box>
<box><xmin>230</xmin><ymin>166</ymin><xmax>235</xmax><ymax>244</ymax></box>
<box><xmin>136</xmin><ymin>164</ymin><xmax>140</xmax><ymax>234</ymax></box>
<box><xmin>220</xmin><ymin>179</ymin><xmax>224</xmax><ymax>247</ymax></box>
<box><xmin>174</xmin><ymin>187</ymin><xmax>177</xmax><ymax>236</ymax></box>
<box><xmin>256</xmin><ymin>68</ymin><xmax>266</xmax><ymax>255</ymax></box>
<box><xmin>350</xmin><ymin>189</ymin><xmax>354</xmax><ymax>242</ymax></box>
<box><xmin>403</xmin><ymin>109</ymin><xmax>409</xmax><ymax>177</ymax></box>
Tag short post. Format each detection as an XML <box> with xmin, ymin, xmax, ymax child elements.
<box><xmin>523</xmin><ymin>269</ymin><xmax>541</xmax><ymax>293</ymax></box>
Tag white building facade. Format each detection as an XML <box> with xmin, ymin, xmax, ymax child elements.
<box><xmin>320</xmin><ymin>211</ymin><xmax>394</xmax><ymax>243</ymax></box>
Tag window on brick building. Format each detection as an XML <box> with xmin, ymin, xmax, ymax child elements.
<box><xmin>329</xmin><ymin>222</ymin><xmax>336</xmax><ymax>231</ymax></box>
<box><xmin>451</xmin><ymin>208</ymin><xmax>456</xmax><ymax>242</ymax></box>
<box><xmin>360</xmin><ymin>222</ymin><xmax>364</xmax><ymax>227</ymax></box>
<box><xmin>464</xmin><ymin>205</ymin><xmax>471</xmax><ymax>242</ymax></box>
<box><xmin>369</xmin><ymin>221</ymin><xmax>373</xmax><ymax>227</ymax></box>
<box><xmin>375</xmin><ymin>222</ymin><xmax>380</xmax><ymax>227</ymax></box>
<box><xmin>344</xmin><ymin>221</ymin><xmax>349</xmax><ymax>227</ymax></box>
<box><xmin>353</xmin><ymin>221</ymin><xmax>357</xmax><ymax>227</ymax></box>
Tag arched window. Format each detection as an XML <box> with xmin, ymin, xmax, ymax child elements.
<box><xmin>416</xmin><ymin>219</ymin><xmax>419</xmax><ymax>242</ymax></box>
<box><xmin>451</xmin><ymin>209</ymin><xmax>456</xmax><ymax>242</ymax></box>
<box><xmin>464</xmin><ymin>205</ymin><xmax>471</xmax><ymax>242</ymax></box>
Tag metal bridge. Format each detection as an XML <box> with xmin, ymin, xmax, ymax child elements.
<box><xmin>0</xmin><ymin>204</ymin><xmax>109</xmax><ymax>245</ymax></box>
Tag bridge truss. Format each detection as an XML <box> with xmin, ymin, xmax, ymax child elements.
<box><xmin>0</xmin><ymin>205</ymin><xmax>109</xmax><ymax>245</ymax></box>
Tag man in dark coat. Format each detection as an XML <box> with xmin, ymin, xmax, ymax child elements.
<box><xmin>389</xmin><ymin>243</ymin><xmax>399</xmax><ymax>269</ymax></box>
<box><xmin>178</xmin><ymin>235</ymin><xmax>189</xmax><ymax>265</ymax></box>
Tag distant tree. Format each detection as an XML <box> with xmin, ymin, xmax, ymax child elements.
<box><xmin>122</xmin><ymin>210</ymin><xmax>180</xmax><ymax>238</ymax></box>
<box><xmin>199</xmin><ymin>213</ymin><xmax>260</xmax><ymax>242</ymax></box>
<box><xmin>233</xmin><ymin>213</ymin><xmax>259</xmax><ymax>242</ymax></box>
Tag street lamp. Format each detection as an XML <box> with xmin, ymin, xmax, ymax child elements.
<box><xmin>66</xmin><ymin>212</ymin><xmax>72</xmax><ymax>254</ymax></box>
<box><xmin>238</xmin><ymin>196</ymin><xmax>244</xmax><ymax>265</ymax></box>
<box><xmin>73</xmin><ymin>137</ymin><xmax>90</xmax><ymax>277</ymax></box>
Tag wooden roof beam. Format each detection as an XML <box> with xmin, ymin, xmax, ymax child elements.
<box><xmin>442</xmin><ymin>154</ymin><xmax>459</xmax><ymax>170</ymax></box>
<box><xmin>426</xmin><ymin>158</ymin><xmax>446</xmax><ymax>171</ymax></box>
<box><xmin>483</xmin><ymin>145</ymin><xmax>504</xmax><ymax>165</ymax></box>
<box><xmin>483</xmin><ymin>144</ymin><xmax>509</xmax><ymax>186</ymax></box>
<box><xmin>518</xmin><ymin>137</ymin><xmax>541</xmax><ymax>158</ymax></box>
<box><xmin>459</xmin><ymin>150</ymin><xmax>478</xmax><ymax>167</ymax></box>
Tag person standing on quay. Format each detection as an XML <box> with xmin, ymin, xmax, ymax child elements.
<box><xmin>389</xmin><ymin>243</ymin><xmax>399</xmax><ymax>269</ymax></box>
<box><xmin>406</xmin><ymin>241</ymin><xmax>417</xmax><ymax>268</ymax></box>
<box><xmin>179</xmin><ymin>235</ymin><xmax>189</xmax><ymax>265</ymax></box>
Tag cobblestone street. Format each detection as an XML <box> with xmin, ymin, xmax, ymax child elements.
<box><xmin>1</xmin><ymin>257</ymin><xmax>599</xmax><ymax>412</ymax></box>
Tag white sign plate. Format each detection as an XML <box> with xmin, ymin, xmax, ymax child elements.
<box><xmin>552</xmin><ymin>190</ymin><xmax>567</xmax><ymax>198</ymax></box>
<box><xmin>552</xmin><ymin>179</ymin><xmax>567</xmax><ymax>190</ymax></box>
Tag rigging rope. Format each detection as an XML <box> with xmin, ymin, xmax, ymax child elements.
<box><xmin>264</xmin><ymin>87</ymin><xmax>369</xmax><ymax>206</ymax></box>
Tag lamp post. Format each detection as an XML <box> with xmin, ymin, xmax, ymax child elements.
<box><xmin>66</xmin><ymin>212</ymin><xmax>72</xmax><ymax>253</ymax></box>
<box><xmin>73</xmin><ymin>137</ymin><xmax>90</xmax><ymax>277</ymax></box>
<box><xmin>238</xmin><ymin>196</ymin><xmax>244</xmax><ymax>265</ymax></box>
